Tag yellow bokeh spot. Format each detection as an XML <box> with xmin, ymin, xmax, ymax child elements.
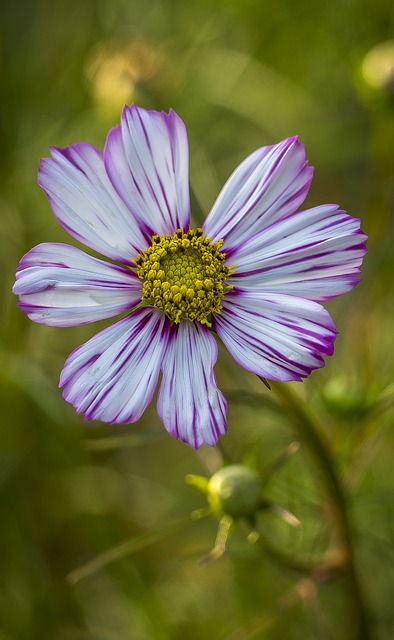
<box><xmin>85</xmin><ymin>40</ymin><xmax>162</xmax><ymax>116</ymax></box>
<box><xmin>362</xmin><ymin>40</ymin><xmax>394</xmax><ymax>91</ymax></box>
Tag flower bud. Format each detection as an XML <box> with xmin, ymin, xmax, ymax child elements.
<box><xmin>207</xmin><ymin>464</ymin><xmax>262</xmax><ymax>518</ymax></box>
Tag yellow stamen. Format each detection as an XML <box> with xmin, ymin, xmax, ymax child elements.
<box><xmin>135</xmin><ymin>228</ymin><xmax>234</xmax><ymax>325</ymax></box>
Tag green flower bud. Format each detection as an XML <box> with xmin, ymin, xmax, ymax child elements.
<box><xmin>322</xmin><ymin>377</ymin><xmax>367</xmax><ymax>419</ymax></box>
<box><xmin>207</xmin><ymin>464</ymin><xmax>262</xmax><ymax>518</ymax></box>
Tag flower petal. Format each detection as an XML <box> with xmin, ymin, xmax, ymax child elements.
<box><xmin>60</xmin><ymin>308</ymin><xmax>169</xmax><ymax>423</ymax></box>
<box><xmin>203</xmin><ymin>137</ymin><xmax>313</xmax><ymax>251</ymax></box>
<box><xmin>13</xmin><ymin>243</ymin><xmax>142</xmax><ymax>327</ymax></box>
<box><xmin>213</xmin><ymin>290</ymin><xmax>337</xmax><ymax>382</ymax></box>
<box><xmin>104</xmin><ymin>105</ymin><xmax>190</xmax><ymax>237</ymax></box>
<box><xmin>157</xmin><ymin>320</ymin><xmax>227</xmax><ymax>449</ymax></box>
<box><xmin>229</xmin><ymin>205</ymin><xmax>367</xmax><ymax>301</ymax></box>
<box><xmin>38</xmin><ymin>142</ymin><xmax>148</xmax><ymax>263</ymax></box>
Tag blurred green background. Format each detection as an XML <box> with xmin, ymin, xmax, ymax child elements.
<box><xmin>1</xmin><ymin>0</ymin><xmax>394</xmax><ymax>638</ymax></box>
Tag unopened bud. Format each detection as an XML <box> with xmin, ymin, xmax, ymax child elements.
<box><xmin>207</xmin><ymin>465</ymin><xmax>262</xmax><ymax>518</ymax></box>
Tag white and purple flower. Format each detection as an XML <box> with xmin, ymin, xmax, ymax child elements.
<box><xmin>13</xmin><ymin>105</ymin><xmax>367</xmax><ymax>448</ymax></box>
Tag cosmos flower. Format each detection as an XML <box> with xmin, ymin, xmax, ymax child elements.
<box><xmin>13</xmin><ymin>105</ymin><xmax>367</xmax><ymax>448</ymax></box>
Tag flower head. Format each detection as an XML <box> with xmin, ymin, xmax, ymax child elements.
<box><xmin>13</xmin><ymin>105</ymin><xmax>367</xmax><ymax>448</ymax></box>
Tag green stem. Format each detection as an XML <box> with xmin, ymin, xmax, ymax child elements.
<box><xmin>271</xmin><ymin>382</ymin><xmax>372</xmax><ymax>640</ymax></box>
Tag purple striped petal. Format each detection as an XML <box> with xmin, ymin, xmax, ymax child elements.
<box><xmin>104</xmin><ymin>105</ymin><xmax>190</xmax><ymax>237</ymax></box>
<box><xmin>229</xmin><ymin>204</ymin><xmax>367</xmax><ymax>301</ymax></box>
<box><xmin>203</xmin><ymin>137</ymin><xmax>313</xmax><ymax>252</ymax></box>
<box><xmin>38</xmin><ymin>143</ymin><xmax>148</xmax><ymax>263</ymax></box>
<box><xmin>157</xmin><ymin>320</ymin><xmax>227</xmax><ymax>449</ymax></box>
<box><xmin>213</xmin><ymin>290</ymin><xmax>337</xmax><ymax>382</ymax></box>
<box><xmin>13</xmin><ymin>243</ymin><xmax>142</xmax><ymax>327</ymax></box>
<box><xmin>60</xmin><ymin>308</ymin><xmax>169</xmax><ymax>424</ymax></box>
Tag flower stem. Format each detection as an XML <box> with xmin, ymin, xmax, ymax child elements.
<box><xmin>271</xmin><ymin>382</ymin><xmax>372</xmax><ymax>640</ymax></box>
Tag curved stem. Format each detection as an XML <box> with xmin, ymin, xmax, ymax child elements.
<box><xmin>271</xmin><ymin>382</ymin><xmax>372</xmax><ymax>640</ymax></box>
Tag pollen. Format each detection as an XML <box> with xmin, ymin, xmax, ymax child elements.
<box><xmin>135</xmin><ymin>228</ymin><xmax>234</xmax><ymax>325</ymax></box>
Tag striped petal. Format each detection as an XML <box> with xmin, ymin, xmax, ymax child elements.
<box><xmin>104</xmin><ymin>105</ymin><xmax>190</xmax><ymax>237</ymax></box>
<box><xmin>157</xmin><ymin>320</ymin><xmax>227</xmax><ymax>449</ymax></box>
<box><xmin>203</xmin><ymin>137</ymin><xmax>313</xmax><ymax>252</ymax></box>
<box><xmin>213</xmin><ymin>290</ymin><xmax>337</xmax><ymax>382</ymax></box>
<box><xmin>60</xmin><ymin>308</ymin><xmax>169</xmax><ymax>424</ymax></box>
<box><xmin>38</xmin><ymin>143</ymin><xmax>148</xmax><ymax>263</ymax></box>
<box><xmin>229</xmin><ymin>205</ymin><xmax>367</xmax><ymax>301</ymax></box>
<box><xmin>13</xmin><ymin>243</ymin><xmax>142</xmax><ymax>327</ymax></box>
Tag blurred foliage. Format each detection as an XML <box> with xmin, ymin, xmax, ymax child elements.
<box><xmin>1</xmin><ymin>0</ymin><xmax>394</xmax><ymax>638</ymax></box>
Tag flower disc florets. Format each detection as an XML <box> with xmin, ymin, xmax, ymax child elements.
<box><xmin>135</xmin><ymin>228</ymin><xmax>234</xmax><ymax>325</ymax></box>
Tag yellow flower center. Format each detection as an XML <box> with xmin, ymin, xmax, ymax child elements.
<box><xmin>135</xmin><ymin>228</ymin><xmax>234</xmax><ymax>325</ymax></box>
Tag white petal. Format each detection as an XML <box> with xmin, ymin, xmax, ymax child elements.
<box><xmin>38</xmin><ymin>143</ymin><xmax>148</xmax><ymax>263</ymax></box>
<box><xmin>104</xmin><ymin>105</ymin><xmax>190</xmax><ymax>237</ymax></box>
<box><xmin>60</xmin><ymin>308</ymin><xmax>169</xmax><ymax>424</ymax></box>
<box><xmin>157</xmin><ymin>320</ymin><xmax>227</xmax><ymax>449</ymax></box>
<box><xmin>13</xmin><ymin>243</ymin><xmax>142</xmax><ymax>326</ymax></box>
<box><xmin>204</xmin><ymin>137</ymin><xmax>313</xmax><ymax>251</ymax></box>
<box><xmin>229</xmin><ymin>204</ymin><xmax>368</xmax><ymax>301</ymax></box>
<box><xmin>213</xmin><ymin>290</ymin><xmax>337</xmax><ymax>382</ymax></box>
